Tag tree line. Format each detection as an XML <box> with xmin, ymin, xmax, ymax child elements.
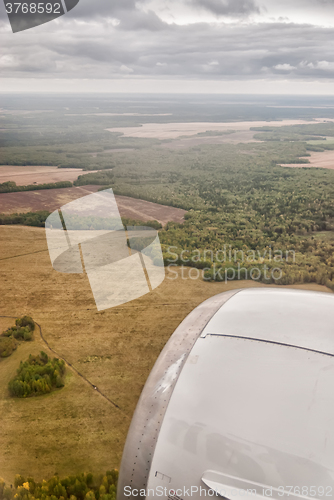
<box><xmin>0</xmin><ymin>181</ymin><xmax>72</xmax><ymax>194</ymax></box>
<box><xmin>0</xmin><ymin>470</ymin><xmax>118</xmax><ymax>500</ymax></box>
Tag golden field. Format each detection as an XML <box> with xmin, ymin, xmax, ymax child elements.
<box><xmin>0</xmin><ymin>225</ymin><xmax>331</xmax><ymax>484</ymax></box>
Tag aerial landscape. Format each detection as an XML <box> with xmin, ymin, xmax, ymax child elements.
<box><xmin>1</xmin><ymin>93</ymin><xmax>334</xmax><ymax>489</ymax></box>
<box><xmin>1</xmin><ymin>0</ymin><xmax>334</xmax><ymax>497</ymax></box>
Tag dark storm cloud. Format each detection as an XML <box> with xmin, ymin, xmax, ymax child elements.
<box><xmin>189</xmin><ymin>0</ymin><xmax>260</xmax><ymax>16</ymax></box>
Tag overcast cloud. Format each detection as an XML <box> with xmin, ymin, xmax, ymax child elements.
<box><xmin>0</xmin><ymin>0</ymin><xmax>334</xmax><ymax>93</ymax></box>
<box><xmin>188</xmin><ymin>0</ymin><xmax>260</xmax><ymax>17</ymax></box>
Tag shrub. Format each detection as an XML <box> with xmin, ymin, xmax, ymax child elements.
<box><xmin>13</xmin><ymin>327</ymin><xmax>31</xmax><ymax>340</ymax></box>
<box><xmin>23</xmin><ymin>330</ymin><xmax>33</xmax><ymax>341</ymax></box>
<box><xmin>16</xmin><ymin>316</ymin><xmax>35</xmax><ymax>332</ymax></box>
<box><xmin>1</xmin><ymin>329</ymin><xmax>13</xmax><ymax>338</ymax></box>
<box><xmin>0</xmin><ymin>337</ymin><xmax>17</xmax><ymax>358</ymax></box>
<box><xmin>15</xmin><ymin>475</ymin><xmax>26</xmax><ymax>489</ymax></box>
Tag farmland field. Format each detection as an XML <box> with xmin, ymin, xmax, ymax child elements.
<box><xmin>0</xmin><ymin>225</ymin><xmax>331</xmax><ymax>485</ymax></box>
<box><xmin>0</xmin><ymin>186</ymin><xmax>186</xmax><ymax>225</ymax></box>
<box><xmin>0</xmin><ymin>185</ymin><xmax>100</xmax><ymax>213</ymax></box>
<box><xmin>280</xmin><ymin>149</ymin><xmax>334</xmax><ymax>170</ymax></box>
<box><xmin>106</xmin><ymin>118</ymin><xmax>334</xmax><ymax>139</ymax></box>
<box><xmin>0</xmin><ymin>165</ymin><xmax>96</xmax><ymax>185</ymax></box>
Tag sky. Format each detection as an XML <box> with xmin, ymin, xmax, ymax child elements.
<box><xmin>0</xmin><ymin>0</ymin><xmax>334</xmax><ymax>94</ymax></box>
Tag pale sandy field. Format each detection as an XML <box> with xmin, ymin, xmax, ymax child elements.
<box><xmin>160</xmin><ymin>130</ymin><xmax>262</xmax><ymax>149</ymax></box>
<box><xmin>0</xmin><ymin>166</ymin><xmax>99</xmax><ymax>185</ymax></box>
<box><xmin>280</xmin><ymin>150</ymin><xmax>334</xmax><ymax>170</ymax></box>
<box><xmin>106</xmin><ymin>119</ymin><xmax>333</xmax><ymax>140</ymax></box>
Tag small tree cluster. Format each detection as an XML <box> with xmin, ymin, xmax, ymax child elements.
<box><xmin>0</xmin><ymin>337</ymin><xmax>17</xmax><ymax>358</ymax></box>
<box><xmin>74</xmin><ymin>170</ymin><xmax>114</xmax><ymax>187</ymax></box>
<box><xmin>2</xmin><ymin>316</ymin><xmax>35</xmax><ymax>342</ymax></box>
<box><xmin>0</xmin><ymin>471</ymin><xmax>118</xmax><ymax>500</ymax></box>
<box><xmin>0</xmin><ymin>316</ymin><xmax>35</xmax><ymax>359</ymax></box>
<box><xmin>0</xmin><ymin>212</ymin><xmax>51</xmax><ymax>228</ymax></box>
<box><xmin>8</xmin><ymin>352</ymin><xmax>66</xmax><ymax>398</ymax></box>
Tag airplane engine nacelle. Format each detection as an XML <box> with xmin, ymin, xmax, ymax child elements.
<box><xmin>117</xmin><ymin>288</ymin><xmax>334</xmax><ymax>500</ymax></box>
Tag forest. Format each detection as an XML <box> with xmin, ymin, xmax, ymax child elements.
<box><xmin>100</xmin><ymin>123</ymin><xmax>334</xmax><ymax>290</ymax></box>
<box><xmin>1</xmin><ymin>96</ymin><xmax>334</xmax><ymax>289</ymax></box>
